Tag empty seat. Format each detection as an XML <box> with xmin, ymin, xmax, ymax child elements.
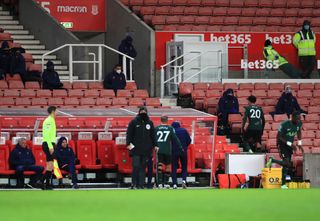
<box><xmin>31</xmin><ymin>98</ymin><xmax>47</xmax><ymax>106</ymax></box>
<box><xmin>239</xmin><ymin>83</ymin><xmax>254</xmax><ymax>90</ymax></box>
<box><xmin>299</xmin><ymin>8</ymin><xmax>313</xmax><ymax>17</ymax></box>
<box><xmin>112</xmin><ymin>98</ymin><xmax>128</xmax><ymax>106</ymax></box>
<box><xmin>285</xmin><ymin>8</ymin><xmax>298</xmax><ymax>17</ymax></box>
<box><xmin>125</xmin><ymin>82</ymin><xmax>138</xmax><ymax>90</ymax></box>
<box><xmin>274</xmin><ymin>114</ymin><xmax>288</xmax><ymax>122</ymax></box>
<box><xmin>68</xmin><ymin>89</ymin><xmax>84</xmax><ymax>97</ymax></box>
<box><xmin>144</xmin><ymin>0</ymin><xmax>158</xmax><ymax>5</ymax></box>
<box><xmin>223</xmin><ymin>83</ymin><xmax>238</xmax><ymax>90</ymax></box>
<box><xmin>3</xmin><ymin>89</ymin><xmax>19</xmax><ymax>97</ymax></box>
<box><xmin>88</xmin><ymin>82</ymin><xmax>103</xmax><ymax>90</ymax></box>
<box><xmin>152</xmin><ymin>16</ymin><xmax>166</xmax><ymax>25</ymax></box>
<box><xmin>206</xmin><ymin>90</ymin><xmax>221</xmax><ymax>98</ymax></box>
<box><xmin>194</xmin><ymin>83</ymin><xmax>208</xmax><ymax>91</ymax></box>
<box><xmin>199</xmin><ymin>7</ymin><xmax>212</xmax><ymax>16</ymax></box>
<box><xmin>146</xmin><ymin>98</ymin><xmax>161</xmax><ymax>107</ymax></box>
<box><xmin>282</xmin><ymin>17</ymin><xmax>296</xmax><ymax>26</ymax></box>
<box><xmin>252</xmin><ymin>90</ymin><xmax>267</xmax><ymax>98</ymax></box>
<box><xmin>15</xmin><ymin>98</ymin><xmax>31</xmax><ymax>107</ymax></box>
<box><xmin>244</xmin><ymin>0</ymin><xmax>259</xmax><ymax>7</ymax></box>
<box><xmin>117</xmin><ymin>89</ymin><xmax>132</xmax><ymax>98</ymax></box>
<box><xmin>64</xmin><ymin>98</ymin><xmax>79</xmax><ymax>106</ymax></box>
<box><xmin>68</xmin><ymin>118</ymin><xmax>84</xmax><ymax>128</ymax></box>
<box><xmin>166</xmin><ymin>16</ymin><xmax>180</xmax><ymax>24</ymax></box>
<box><xmin>96</xmin><ymin>97</ymin><xmax>112</xmax><ymax>107</ymax></box>
<box><xmin>52</xmin><ymin>90</ymin><xmax>68</xmax><ymax>98</ymax></box>
<box><xmin>191</xmin><ymin>90</ymin><xmax>206</xmax><ymax>100</ymax></box>
<box><xmin>201</xmin><ymin>0</ymin><xmax>216</xmax><ymax>6</ymax></box>
<box><xmin>6</xmin><ymin>74</ymin><xmax>21</xmax><ymax>81</ymax></box>
<box><xmin>230</xmin><ymin>0</ymin><xmax>244</xmax><ymax>7</ymax></box>
<box><xmin>179</xmin><ymin>83</ymin><xmax>193</xmax><ymax>95</ymax></box>
<box><xmin>213</xmin><ymin>7</ymin><xmax>228</xmax><ymax>16</ymax></box>
<box><xmin>299</xmin><ymin>83</ymin><xmax>314</xmax><ymax>90</ymax></box>
<box><xmin>20</xmin><ymin>89</ymin><xmax>36</xmax><ymax>97</ymax></box>
<box><xmin>8</xmin><ymin>81</ymin><xmax>24</xmax><ymax>89</ymax></box>
<box><xmin>140</xmin><ymin>7</ymin><xmax>154</xmax><ymax>16</ymax></box>
<box><xmin>130</xmin><ymin>0</ymin><xmax>144</xmax><ymax>5</ymax></box>
<box><xmin>36</xmin><ymin>89</ymin><xmax>52</xmax><ymax>97</ymax></box>
<box><xmin>80</xmin><ymin>98</ymin><xmax>96</xmax><ymax>106</ymax></box>
<box><xmin>209</xmin><ymin>17</ymin><xmax>224</xmax><ymax>25</ymax></box>
<box><xmin>269</xmin><ymin>83</ymin><xmax>283</xmax><ymax>90</ymax></box>
<box><xmin>100</xmin><ymin>90</ymin><xmax>115</xmax><ymax>97</ymax></box>
<box><xmin>27</xmin><ymin>64</ymin><xmax>41</xmax><ymax>72</ymax></box>
<box><xmin>238</xmin><ymin>17</ymin><xmax>253</xmax><ymax>25</ymax></box>
<box><xmin>305</xmin><ymin>114</ymin><xmax>320</xmax><ymax>122</ymax></box>
<box><xmin>84</xmin><ymin>89</ymin><xmax>100</xmax><ymax>98</ymax></box>
<box><xmin>47</xmin><ymin>98</ymin><xmax>64</xmax><ymax>106</ymax></box>
<box><xmin>184</xmin><ymin>7</ymin><xmax>199</xmax><ymax>15</ymax></box>
<box><xmin>267</xmin><ymin>17</ymin><xmax>282</xmax><ymax>26</ymax></box>
<box><xmin>224</xmin><ymin>17</ymin><xmax>238</xmax><ymax>25</ymax></box>
<box><xmin>216</xmin><ymin>0</ymin><xmax>230</xmax><ymax>7</ymax></box>
<box><xmin>180</xmin><ymin>16</ymin><xmax>195</xmax><ymax>24</ymax></box>
<box><xmin>97</xmin><ymin>140</ymin><xmax>116</xmax><ymax>169</ymax></box>
<box><xmin>236</xmin><ymin>90</ymin><xmax>251</xmax><ymax>98</ymax></box>
<box><xmin>25</xmin><ymin>81</ymin><xmax>40</xmax><ymax>89</ymax></box>
<box><xmin>303</xmin><ymin>123</ymin><xmax>318</xmax><ymax>131</ymax></box>
<box><xmin>133</xmin><ymin>90</ymin><xmax>149</xmax><ymax>98</ymax></box>
<box><xmin>129</xmin><ymin>98</ymin><xmax>145</xmax><ymax>107</ymax></box>
<box><xmin>0</xmin><ymin>80</ymin><xmax>8</xmax><ymax>89</ymax></box>
<box><xmin>62</xmin><ymin>82</ymin><xmax>72</xmax><ymax>89</ymax></box>
<box><xmin>0</xmin><ymin>97</ymin><xmax>15</xmax><ymax>106</ymax></box>
<box><xmin>76</xmin><ymin>140</ymin><xmax>101</xmax><ymax>170</ymax></box>
<box><xmin>194</xmin><ymin>17</ymin><xmax>209</xmax><ymax>25</ymax></box>
<box><xmin>297</xmin><ymin>90</ymin><xmax>312</xmax><ymax>98</ymax></box>
<box><xmin>170</xmin><ymin>6</ymin><xmax>185</xmax><ymax>15</ymax></box>
<box><xmin>208</xmin><ymin>82</ymin><xmax>223</xmax><ymax>91</ymax></box>
<box><xmin>155</xmin><ymin>6</ymin><xmax>169</xmax><ymax>15</ymax></box>
<box><xmin>242</xmin><ymin>8</ymin><xmax>255</xmax><ymax>16</ymax></box>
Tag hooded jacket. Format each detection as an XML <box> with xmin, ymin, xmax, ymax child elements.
<box><xmin>103</xmin><ymin>70</ymin><xmax>126</xmax><ymax>90</ymax></box>
<box><xmin>171</xmin><ymin>122</ymin><xmax>191</xmax><ymax>154</ymax></box>
<box><xmin>42</xmin><ymin>61</ymin><xmax>63</xmax><ymax>89</ymax></box>
<box><xmin>218</xmin><ymin>89</ymin><xmax>239</xmax><ymax>114</ymax></box>
<box><xmin>10</xmin><ymin>52</ymin><xmax>26</xmax><ymax>76</ymax></box>
<box><xmin>126</xmin><ymin>114</ymin><xmax>156</xmax><ymax>156</ymax></box>
<box><xmin>275</xmin><ymin>92</ymin><xmax>304</xmax><ymax>115</ymax></box>
<box><xmin>9</xmin><ymin>143</ymin><xmax>36</xmax><ymax>168</ymax></box>
<box><xmin>0</xmin><ymin>41</ymin><xmax>12</xmax><ymax>74</ymax></box>
<box><xmin>55</xmin><ymin>137</ymin><xmax>76</xmax><ymax>166</ymax></box>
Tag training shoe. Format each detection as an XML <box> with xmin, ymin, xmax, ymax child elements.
<box><xmin>266</xmin><ymin>157</ymin><xmax>273</xmax><ymax>168</ymax></box>
<box><xmin>72</xmin><ymin>184</ymin><xmax>79</xmax><ymax>189</ymax></box>
<box><xmin>182</xmin><ymin>182</ymin><xmax>187</xmax><ymax>189</ymax></box>
<box><xmin>158</xmin><ymin>184</ymin><xmax>164</xmax><ymax>189</ymax></box>
<box><xmin>25</xmin><ymin>183</ymin><xmax>36</xmax><ymax>189</ymax></box>
<box><xmin>281</xmin><ymin>185</ymin><xmax>289</xmax><ymax>189</ymax></box>
<box><xmin>173</xmin><ymin>184</ymin><xmax>177</xmax><ymax>189</ymax></box>
<box><xmin>248</xmin><ymin>149</ymin><xmax>253</xmax><ymax>153</ymax></box>
<box><xmin>129</xmin><ymin>185</ymin><xmax>137</xmax><ymax>190</ymax></box>
<box><xmin>164</xmin><ymin>184</ymin><xmax>170</xmax><ymax>189</ymax></box>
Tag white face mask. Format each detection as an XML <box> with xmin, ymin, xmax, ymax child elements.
<box><xmin>116</xmin><ymin>70</ymin><xmax>121</xmax><ymax>74</ymax></box>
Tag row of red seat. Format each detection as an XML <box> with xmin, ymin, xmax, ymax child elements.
<box><xmin>124</xmin><ymin>0</ymin><xmax>317</xmax><ymax>8</ymax></box>
<box><xmin>0</xmin><ymin>80</ymin><xmax>138</xmax><ymax>91</ymax></box>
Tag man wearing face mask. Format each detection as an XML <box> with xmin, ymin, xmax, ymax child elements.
<box><xmin>103</xmin><ymin>64</ymin><xmax>126</xmax><ymax>94</ymax></box>
<box><xmin>42</xmin><ymin>60</ymin><xmax>64</xmax><ymax>90</ymax></box>
<box><xmin>293</xmin><ymin>20</ymin><xmax>316</xmax><ymax>79</ymax></box>
<box><xmin>126</xmin><ymin>106</ymin><xmax>156</xmax><ymax>189</ymax></box>
<box><xmin>217</xmin><ymin>88</ymin><xmax>239</xmax><ymax>134</ymax></box>
<box><xmin>274</xmin><ymin>85</ymin><xmax>307</xmax><ymax>117</ymax></box>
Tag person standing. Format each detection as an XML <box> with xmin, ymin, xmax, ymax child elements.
<box><xmin>103</xmin><ymin>64</ymin><xmax>126</xmax><ymax>95</ymax></box>
<box><xmin>155</xmin><ymin>116</ymin><xmax>182</xmax><ymax>189</ymax></box>
<box><xmin>263</xmin><ymin>40</ymin><xmax>301</xmax><ymax>78</ymax></box>
<box><xmin>242</xmin><ymin>96</ymin><xmax>265</xmax><ymax>153</ymax></box>
<box><xmin>266</xmin><ymin>111</ymin><xmax>304</xmax><ymax>189</ymax></box>
<box><xmin>41</xmin><ymin>106</ymin><xmax>57</xmax><ymax>190</ymax></box>
<box><xmin>55</xmin><ymin>137</ymin><xmax>79</xmax><ymax>189</ymax></box>
<box><xmin>9</xmin><ymin>138</ymin><xmax>44</xmax><ymax>188</ymax></box>
<box><xmin>293</xmin><ymin>20</ymin><xmax>316</xmax><ymax>79</ymax></box>
<box><xmin>126</xmin><ymin>106</ymin><xmax>156</xmax><ymax>189</ymax></box>
<box><xmin>171</xmin><ymin>122</ymin><xmax>191</xmax><ymax>189</ymax></box>
<box><xmin>118</xmin><ymin>35</ymin><xmax>137</xmax><ymax>77</ymax></box>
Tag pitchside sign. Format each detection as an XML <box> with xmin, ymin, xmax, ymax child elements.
<box><xmin>155</xmin><ymin>32</ymin><xmax>320</xmax><ymax>71</ymax></box>
<box><xmin>37</xmin><ymin>0</ymin><xmax>106</xmax><ymax>32</ymax></box>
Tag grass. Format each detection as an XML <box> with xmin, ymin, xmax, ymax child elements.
<box><xmin>0</xmin><ymin>189</ymin><xmax>319</xmax><ymax>221</ymax></box>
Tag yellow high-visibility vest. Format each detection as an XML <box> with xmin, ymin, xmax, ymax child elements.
<box><xmin>263</xmin><ymin>46</ymin><xmax>288</xmax><ymax>66</ymax></box>
<box><xmin>293</xmin><ymin>31</ymin><xmax>316</xmax><ymax>56</ymax></box>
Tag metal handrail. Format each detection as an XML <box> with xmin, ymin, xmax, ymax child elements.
<box><xmin>183</xmin><ymin>65</ymin><xmax>221</xmax><ymax>82</ymax></box>
<box><xmin>176</xmin><ymin>50</ymin><xmax>221</xmax><ymax>69</ymax></box>
<box><xmin>41</xmin><ymin>44</ymin><xmax>135</xmax><ymax>82</ymax></box>
<box><xmin>160</xmin><ymin>51</ymin><xmax>199</xmax><ymax>69</ymax></box>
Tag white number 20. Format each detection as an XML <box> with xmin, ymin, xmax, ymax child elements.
<box><xmin>250</xmin><ymin>109</ymin><xmax>261</xmax><ymax>119</ymax></box>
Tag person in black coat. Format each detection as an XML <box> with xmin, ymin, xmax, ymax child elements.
<box><xmin>103</xmin><ymin>64</ymin><xmax>126</xmax><ymax>94</ymax></box>
<box><xmin>42</xmin><ymin>60</ymin><xmax>63</xmax><ymax>90</ymax></box>
<box><xmin>0</xmin><ymin>41</ymin><xmax>12</xmax><ymax>79</ymax></box>
<box><xmin>9</xmin><ymin>138</ymin><xmax>44</xmax><ymax>188</ymax></box>
<box><xmin>126</xmin><ymin>106</ymin><xmax>156</xmax><ymax>189</ymax></box>
<box><xmin>171</xmin><ymin>121</ymin><xmax>191</xmax><ymax>189</ymax></box>
<box><xmin>55</xmin><ymin>137</ymin><xmax>78</xmax><ymax>189</ymax></box>
<box><xmin>118</xmin><ymin>36</ymin><xmax>137</xmax><ymax>77</ymax></box>
<box><xmin>274</xmin><ymin>85</ymin><xmax>307</xmax><ymax>116</ymax></box>
<box><xmin>217</xmin><ymin>88</ymin><xmax>239</xmax><ymax>134</ymax></box>
<box><xmin>10</xmin><ymin>50</ymin><xmax>27</xmax><ymax>77</ymax></box>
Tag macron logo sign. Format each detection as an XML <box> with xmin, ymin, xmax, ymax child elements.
<box><xmin>57</xmin><ymin>6</ymin><xmax>88</xmax><ymax>13</ymax></box>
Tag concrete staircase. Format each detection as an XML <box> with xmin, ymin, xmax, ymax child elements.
<box><xmin>0</xmin><ymin>6</ymin><xmax>78</xmax><ymax>80</ymax></box>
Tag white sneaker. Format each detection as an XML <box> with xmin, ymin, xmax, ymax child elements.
<box><xmin>182</xmin><ymin>181</ymin><xmax>187</xmax><ymax>189</ymax></box>
<box><xmin>164</xmin><ymin>184</ymin><xmax>170</xmax><ymax>189</ymax></box>
<box><xmin>248</xmin><ymin>149</ymin><xmax>253</xmax><ymax>153</ymax></box>
<box><xmin>281</xmin><ymin>185</ymin><xmax>289</xmax><ymax>189</ymax></box>
<box><xmin>173</xmin><ymin>184</ymin><xmax>177</xmax><ymax>189</ymax></box>
<box><xmin>158</xmin><ymin>184</ymin><xmax>164</xmax><ymax>189</ymax></box>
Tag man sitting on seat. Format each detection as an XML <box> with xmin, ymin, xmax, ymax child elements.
<box><xmin>9</xmin><ymin>138</ymin><xmax>44</xmax><ymax>188</ymax></box>
<box><xmin>42</xmin><ymin>60</ymin><xmax>63</xmax><ymax>90</ymax></box>
<box><xmin>55</xmin><ymin>137</ymin><xmax>79</xmax><ymax>189</ymax></box>
<box><xmin>103</xmin><ymin>64</ymin><xmax>126</xmax><ymax>94</ymax></box>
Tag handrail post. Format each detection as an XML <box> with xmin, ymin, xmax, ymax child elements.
<box><xmin>41</xmin><ymin>56</ymin><xmax>45</xmax><ymax>73</ymax></box>
<box><xmin>69</xmin><ymin>45</ymin><xmax>73</xmax><ymax>83</ymax></box>
<box><xmin>243</xmin><ymin>44</ymin><xmax>248</xmax><ymax>79</ymax></box>
<box><xmin>98</xmin><ymin>46</ymin><xmax>102</xmax><ymax>81</ymax></box>
<box><xmin>88</xmin><ymin>53</ymin><xmax>96</xmax><ymax>81</ymax></box>
<box><xmin>160</xmin><ymin>67</ymin><xmax>165</xmax><ymax>98</ymax></box>
<box><xmin>122</xmin><ymin>56</ymin><xmax>127</xmax><ymax>78</ymax></box>
<box><xmin>129</xmin><ymin>60</ymin><xmax>133</xmax><ymax>81</ymax></box>
<box><xmin>178</xmin><ymin>67</ymin><xmax>182</xmax><ymax>83</ymax></box>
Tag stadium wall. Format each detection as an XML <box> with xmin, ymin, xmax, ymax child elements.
<box><xmin>106</xmin><ymin>0</ymin><xmax>156</xmax><ymax>96</ymax></box>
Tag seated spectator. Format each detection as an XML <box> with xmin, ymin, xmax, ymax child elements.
<box><xmin>103</xmin><ymin>64</ymin><xmax>126</xmax><ymax>94</ymax></box>
<box><xmin>9</xmin><ymin>138</ymin><xmax>44</xmax><ymax>188</ymax></box>
<box><xmin>42</xmin><ymin>60</ymin><xmax>63</xmax><ymax>90</ymax></box>
<box><xmin>263</xmin><ymin>40</ymin><xmax>301</xmax><ymax>78</ymax></box>
<box><xmin>274</xmin><ymin>85</ymin><xmax>307</xmax><ymax>116</ymax></box>
<box><xmin>55</xmin><ymin>137</ymin><xmax>79</xmax><ymax>189</ymax></box>
<box><xmin>217</xmin><ymin>89</ymin><xmax>239</xmax><ymax>134</ymax></box>
<box><xmin>10</xmin><ymin>50</ymin><xmax>27</xmax><ymax>78</ymax></box>
<box><xmin>0</xmin><ymin>41</ymin><xmax>12</xmax><ymax>79</ymax></box>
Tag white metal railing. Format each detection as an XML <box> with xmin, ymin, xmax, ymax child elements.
<box><xmin>41</xmin><ymin>44</ymin><xmax>135</xmax><ymax>82</ymax></box>
<box><xmin>160</xmin><ymin>50</ymin><xmax>223</xmax><ymax>98</ymax></box>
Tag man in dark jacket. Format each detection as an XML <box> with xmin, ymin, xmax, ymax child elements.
<box><xmin>126</xmin><ymin>106</ymin><xmax>156</xmax><ymax>189</ymax></box>
<box><xmin>275</xmin><ymin>85</ymin><xmax>307</xmax><ymax>116</ymax></box>
<box><xmin>55</xmin><ymin>137</ymin><xmax>78</xmax><ymax>189</ymax></box>
<box><xmin>171</xmin><ymin>121</ymin><xmax>191</xmax><ymax>189</ymax></box>
<box><xmin>103</xmin><ymin>64</ymin><xmax>126</xmax><ymax>94</ymax></box>
<box><xmin>10</xmin><ymin>50</ymin><xmax>27</xmax><ymax>78</ymax></box>
<box><xmin>118</xmin><ymin>36</ymin><xmax>137</xmax><ymax>78</ymax></box>
<box><xmin>42</xmin><ymin>60</ymin><xmax>63</xmax><ymax>90</ymax></box>
<box><xmin>0</xmin><ymin>41</ymin><xmax>12</xmax><ymax>79</ymax></box>
<box><xmin>217</xmin><ymin>88</ymin><xmax>239</xmax><ymax>134</ymax></box>
<box><xmin>9</xmin><ymin>138</ymin><xmax>44</xmax><ymax>188</ymax></box>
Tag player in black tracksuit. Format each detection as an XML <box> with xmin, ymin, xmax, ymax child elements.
<box><xmin>126</xmin><ymin>106</ymin><xmax>156</xmax><ymax>189</ymax></box>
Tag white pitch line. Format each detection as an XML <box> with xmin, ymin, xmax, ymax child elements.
<box><xmin>120</xmin><ymin>108</ymin><xmax>137</xmax><ymax>115</ymax></box>
<box><xmin>57</xmin><ymin>110</ymin><xmax>74</xmax><ymax>117</ymax></box>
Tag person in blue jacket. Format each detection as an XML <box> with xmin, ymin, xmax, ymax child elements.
<box><xmin>42</xmin><ymin>60</ymin><xmax>64</xmax><ymax>90</ymax></box>
<box><xmin>55</xmin><ymin>137</ymin><xmax>78</xmax><ymax>189</ymax></box>
<box><xmin>9</xmin><ymin>138</ymin><xmax>44</xmax><ymax>188</ymax></box>
<box><xmin>171</xmin><ymin>121</ymin><xmax>191</xmax><ymax>189</ymax></box>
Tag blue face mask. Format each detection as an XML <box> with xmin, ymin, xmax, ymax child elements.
<box><xmin>304</xmin><ymin>25</ymin><xmax>310</xmax><ymax>30</ymax></box>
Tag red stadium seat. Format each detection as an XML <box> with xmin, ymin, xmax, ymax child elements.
<box><xmin>305</xmin><ymin>114</ymin><xmax>320</xmax><ymax>122</ymax></box>
<box><xmin>55</xmin><ymin>118</ymin><xmax>68</xmax><ymax>128</ymax></box>
<box><xmin>244</xmin><ymin>0</ymin><xmax>259</xmax><ymax>7</ymax></box>
<box><xmin>302</xmin><ymin>123</ymin><xmax>318</xmax><ymax>131</ymax></box>
<box><xmin>88</xmin><ymin>82</ymin><xmax>103</xmax><ymax>90</ymax></box>
<box><xmin>32</xmin><ymin>146</ymin><xmax>47</xmax><ymax>168</ymax></box>
<box><xmin>236</xmin><ymin>90</ymin><xmax>251</xmax><ymax>98</ymax></box>
<box><xmin>146</xmin><ymin>98</ymin><xmax>161</xmax><ymax>107</ymax></box>
<box><xmin>166</xmin><ymin>16</ymin><xmax>180</xmax><ymax>25</ymax></box>
<box><xmin>31</xmin><ymin>98</ymin><xmax>47</xmax><ymax>107</ymax></box>
<box><xmin>20</xmin><ymin>89</ymin><xmax>36</xmax><ymax>97</ymax></box>
<box><xmin>36</xmin><ymin>89</ymin><xmax>52</xmax><ymax>98</ymax></box>
<box><xmin>114</xmin><ymin>144</ymin><xmax>132</xmax><ymax>174</ymax></box>
<box><xmin>72</xmin><ymin>82</ymin><xmax>88</xmax><ymax>89</ymax></box>
<box><xmin>97</xmin><ymin>140</ymin><xmax>116</xmax><ymax>169</ymax></box>
<box><xmin>100</xmin><ymin>90</ymin><xmax>115</xmax><ymax>97</ymax></box>
<box><xmin>62</xmin><ymin>82</ymin><xmax>72</xmax><ymax>89</ymax></box>
<box><xmin>201</xmin><ymin>0</ymin><xmax>216</xmax><ymax>6</ymax></box>
<box><xmin>209</xmin><ymin>17</ymin><xmax>224</xmax><ymax>25</ymax></box>
<box><xmin>179</xmin><ymin>83</ymin><xmax>193</xmax><ymax>95</ymax></box>
<box><xmin>224</xmin><ymin>17</ymin><xmax>238</xmax><ymax>25</ymax></box>
<box><xmin>25</xmin><ymin>81</ymin><xmax>40</xmax><ymax>89</ymax></box>
<box><xmin>96</xmin><ymin>98</ymin><xmax>112</xmax><ymax>107</ymax></box>
<box><xmin>0</xmin><ymin>80</ymin><xmax>8</xmax><ymax>89</ymax></box>
<box><xmin>191</xmin><ymin>90</ymin><xmax>206</xmax><ymax>100</ymax></box>
<box><xmin>242</xmin><ymin>8</ymin><xmax>256</xmax><ymax>17</ymax></box>
<box><xmin>297</xmin><ymin>90</ymin><xmax>312</xmax><ymax>98</ymax></box>
<box><xmin>206</xmin><ymin>90</ymin><xmax>221</xmax><ymax>98</ymax></box>
<box><xmin>6</xmin><ymin>74</ymin><xmax>21</xmax><ymax>81</ymax></box>
<box><xmin>112</xmin><ymin>98</ymin><xmax>128</xmax><ymax>106</ymax></box>
<box><xmin>125</xmin><ymin>81</ymin><xmax>138</xmax><ymax>90</ymax></box>
<box><xmin>52</xmin><ymin>90</ymin><xmax>67</xmax><ymax>98</ymax></box>
<box><xmin>48</xmin><ymin>98</ymin><xmax>64</xmax><ymax>106</ymax></box>
<box><xmin>252</xmin><ymin>90</ymin><xmax>267</xmax><ymax>98</ymax></box>
<box><xmin>129</xmin><ymin>98</ymin><xmax>145</xmax><ymax>107</ymax></box>
<box><xmin>68</xmin><ymin>89</ymin><xmax>84</xmax><ymax>98</ymax></box>
<box><xmin>269</xmin><ymin>83</ymin><xmax>283</xmax><ymax>90</ymax></box>
<box><xmin>299</xmin><ymin>83</ymin><xmax>314</xmax><ymax>90</ymax></box>
<box><xmin>84</xmin><ymin>119</ymin><xmax>102</xmax><ymax>128</ymax></box>
<box><xmin>76</xmin><ymin>140</ymin><xmax>102</xmax><ymax>170</ymax></box>
<box><xmin>19</xmin><ymin>119</ymin><xmax>36</xmax><ymax>128</ymax></box>
<box><xmin>3</xmin><ymin>89</ymin><xmax>20</xmax><ymax>97</ymax></box>
<box><xmin>8</xmin><ymin>81</ymin><xmax>24</xmax><ymax>89</ymax></box>
<box><xmin>274</xmin><ymin>114</ymin><xmax>288</xmax><ymax>122</ymax></box>
<box><xmin>228</xmin><ymin>8</ymin><xmax>241</xmax><ymax>16</ymax></box>
<box><xmin>223</xmin><ymin>83</ymin><xmax>238</xmax><ymax>91</ymax></box>
<box><xmin>213</xmin><ymin>7</ymin><xmax>228</xmax><ymax>16</ymax></box>
<box><xmin>64</xmin><ymin>98</ymin><xmax>79</xmax><ymax>106</ymax></box>
<box><xmin>80</xmin><ymin>98</ymin><xmax>96</xmax><ymax>106</ymax></box>
<box><xmin>208</xmin><ymin>82</ymin><xmax>223</xmax><ymax>91</ymax></box>
<box><xmin>141</xmin><ymin>6</ymin><xmax>155</xmax><ymax>15</ymax></box>
<box><xmin>194</xmin><ymin>83</ymin><xmax>208</xmax><ymax>91</ymax></box>
<box><xmin>27</xmin><ymin>64</ymin><xmax>42</xmax><ymax>72</ymax></box>
<box><xmin>15</xmin><ymin>98</ymin><xmax>31</xmax><ymax>107</ymax></box>
<box><xmin>133</xmin><ymin>90</ymin><xmax>149</xmax><ymax>98</ymax></box>
<box><xmin>254</xmin><ymin>83</ymin><xmax>268</xmax><ymax>90</ymax></box>
<box><xmin>199</xmin><ymin>7</ymin><xmax>212</xmax><ymax>16</ymax></box>
<box><xmin>84</xmin><ymin>89</ymin><xmax>100</xmax><ymax>98</ymax></box>
<box><xmin>0</xmin><ymin>97</ymin><xmax>15</xmax><ymax>107</ymax></box>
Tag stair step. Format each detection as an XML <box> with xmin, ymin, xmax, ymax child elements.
<box><xmin>60</xmin><ymin>76</ymin><xmax>79</xmax><ymax>80</ymax></box>
<box><xmin>11</xmin><ymin>35</ymin><xmax>35</xmax><ymax>40</ymax></box>
<box><xmin>33</xmin><ymin>54</ymin><xmax>56</xmax><ymax>60</ymax></box>
<box><xmin>0</xmin><ymin>16</ymin><xmax>13</xmax><ymax>20</ymax></box>
<box><xmin>0</xmin><ymin>20</ymin><xmax>19</xmax><ymax>25</ymax></box>
<box><xmin>0</xmin><ymin>6</ymin><xmax>3</xmax><ymax>10</ymax></box>
<box><xmin>1</xmin><ymin>25</ymin><xmax>23</xmax><ymax>30</ymax></box>
<box><xmin>0</xmin><ymin>11</ymin><xmax>10</xmax><ymax>16</ymax></box>
<box><xmin>23</xmin><ymin>45</ymin><xmax>45</xmax><ymax>50</ymax></box>
<box><xmin>54</xmin><ymin>65</ymin><xmax>68</xmax><ymax>70</ymax></box>
<box><xmin>4</xmin><ymin>30</ymin><xmax>29</xmax><ymax>35</ymax></box>
<box><xmin>34</xmin><ymin>60</ymin><xmax>62</xmax><ymax>65</ymax></box>
<box><xmin>14</xmin><ymin>40</ymin><xmax>40</xmax><ymax>45</ymax></box>
<box><xmin>26</xmin><ymin>50</ymin><xmax>49</xmax><ymax>55</ymax></box>
<box><xmin>58</xmin><ymin>70</ymin><xmax>70</xmax><ymax>75</ymax></box>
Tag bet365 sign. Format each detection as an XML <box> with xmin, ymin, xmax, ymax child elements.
<box><xmin>37</xmin><ymin>0</ymin><xmax>106</xmax><ymax>32</ymax></box>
